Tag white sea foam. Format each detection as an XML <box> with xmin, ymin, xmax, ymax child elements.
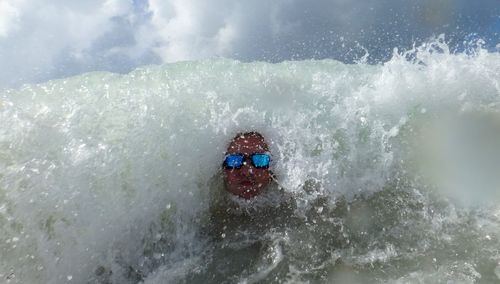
<box><xmin>0</xmin><ymin>38</ymin><xmax>499</xmax><ymax>283</ymax></box>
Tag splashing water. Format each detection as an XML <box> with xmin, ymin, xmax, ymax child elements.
<box><xmin>1</xmin><ymin>38</ymin><xmax>500</xmax><ymax>283</ymax></box>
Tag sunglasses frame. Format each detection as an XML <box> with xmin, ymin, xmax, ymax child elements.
<box><xmin>222</xmin><ymin>153</ymin><xmax>271</xmax><ymax>169</ymax></box>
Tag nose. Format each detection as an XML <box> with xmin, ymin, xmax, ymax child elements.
<box><xmin>239</xmin><ymin>161</ymin><xmax>254</xmax><ymax>176</ymax></box>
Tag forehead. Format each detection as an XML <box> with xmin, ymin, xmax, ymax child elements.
<box><xmin>227</xmin><ymin>135</ymin><xmax>269</xmax><ymax>154</ymax></box>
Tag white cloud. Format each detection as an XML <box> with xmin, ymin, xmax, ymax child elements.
<box><xmin>143</xmin><ymin>0</ymin><xmax>385</xmax><ymax>62</ymax></box>
<box><xmin>0</xmin><ymin>0</ymin><xmax>135</xmax><ymax>87</ymax></box>
<box><xmin>146</xmin><ymin>0</ymin><xmax>237</xmax><ymax>62</ymax></box>
<box><xmin>0</xmin><ymin>0</ymin><xmax>23</xmax><ymax>37</ymax></box>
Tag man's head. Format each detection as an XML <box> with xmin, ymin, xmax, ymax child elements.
<box><xmin>223</xmin><ymin>132</ymin><xmax>272</xmax><ymax>199</ymax></box>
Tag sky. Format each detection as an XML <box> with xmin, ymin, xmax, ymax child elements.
<box><xmin>0</xmin><ymin>0</ymin><xmax>498</xmax><ymax>89</ymax></box>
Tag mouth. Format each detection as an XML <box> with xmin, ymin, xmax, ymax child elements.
<box><xmin>239</xmin><ymin>180</ymin><xmax>254</xmax><ymax>186</ymax></box>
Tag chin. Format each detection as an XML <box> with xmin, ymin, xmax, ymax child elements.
<box><xmin>238</xmin><ymin>190</ymin><xmax>260</xmax><ymax>199</ymax></box>
<box><xmin>227</xmin><ymin>186</ymin><xmax>260</xmax><ymax>199</ymax></box>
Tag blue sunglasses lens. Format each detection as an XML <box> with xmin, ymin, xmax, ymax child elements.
<box><xmin>252</xmin><ymin>154</ymin><xmax>270</xmax><ymax>168</ymax></box>
<box><xmin>224</xmin><ymin>154</ymin><xmax>244</xmax><ymax>168</ymax></box>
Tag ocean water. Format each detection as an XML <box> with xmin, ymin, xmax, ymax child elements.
<box><xmin>1</xmin><ymin>38</ymin><xmax>500</xmax><ymax>283</ymax></box>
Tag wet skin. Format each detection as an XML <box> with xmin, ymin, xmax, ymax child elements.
<box><xmin>223</xmin><ymin>134</ymin><xmax>272</xmax><ymax>199</ymax></box>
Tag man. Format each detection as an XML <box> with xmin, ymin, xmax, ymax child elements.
<box><xmin>205</xmin><ymin>131</ymin><xmax>298</xmax><ymax>244</ymax></box>
<box><xmin>222</xmin><ymin>131</ymin><xmax>273</xmax><ymax>199</ymax></box>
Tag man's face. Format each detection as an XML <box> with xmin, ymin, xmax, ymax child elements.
<box><xmin>223</xmin><ymin>134</ymin><xmax>272</xmax><ymax>199</ymax></box>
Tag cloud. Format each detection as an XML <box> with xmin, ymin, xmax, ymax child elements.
<box><xmin>140</xmin><ymin>0</ymin><xmax>384</xmax><ymax>62</ymax></box>
<box><xmin>0</xmin><ymin>0</ymin><xmax>141</xmax><ymax>88</ymax></box>
<box><xmin>0</xmin><ymin>0</ymin><xmax>498</xmax><ymax>89</ymax></box>
<box><xmin>146</xmin><ymin>0</ymin><xmax>233</xmax><ymax>61</ymax></box>
<box><xmin>0</xmin><ymin>0</ymin><xmax>22</xmax><ymax>38</ymax></box>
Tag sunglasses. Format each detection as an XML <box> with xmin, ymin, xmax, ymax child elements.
<box><xmin>223</xmin><ymin>153</ymin><xmax>271</xmax><ymax>169</ymax></box>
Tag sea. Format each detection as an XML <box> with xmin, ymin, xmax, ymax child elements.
<box><xmin>1</xmin><ymin>38</ymin><xmax>500</xmax><ymax>283</ymax></box>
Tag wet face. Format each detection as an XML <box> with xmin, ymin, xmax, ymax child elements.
<box><xmin>223</xmin><ymin>133</ymin><xmax>272</xmax><ymax>199</ymax></box>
